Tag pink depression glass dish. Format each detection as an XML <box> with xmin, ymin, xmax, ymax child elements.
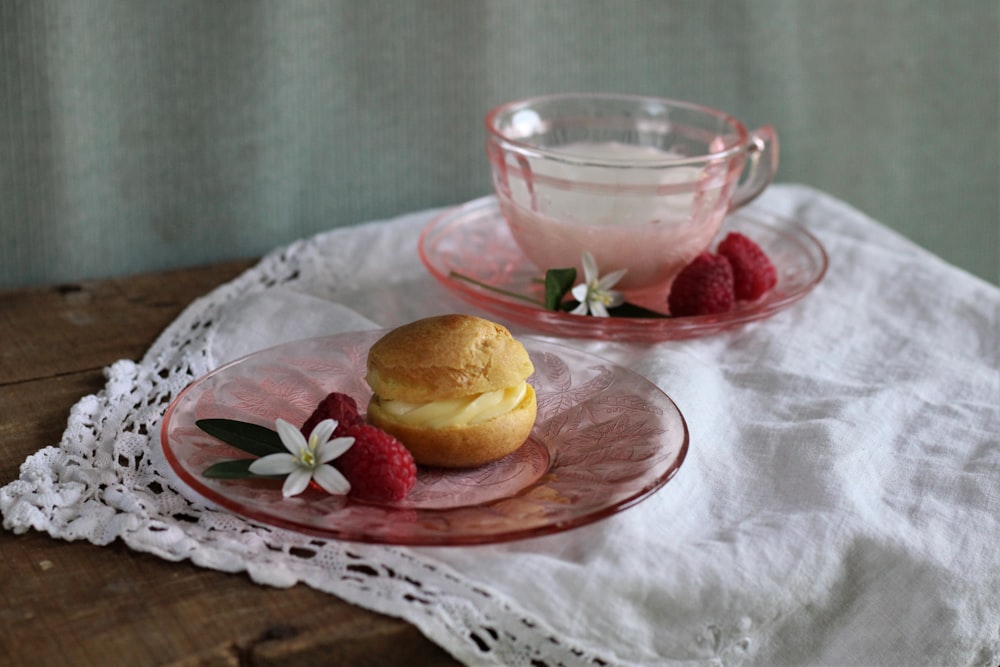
<box><xmin>419</xmin><ymin>196</ymin><xmax>827</xmax><ymax>342</ymax></box>
<box><xmin>160</xmin><ymin>330</ymin><xmax>689</xmax><ymax>546</ymax></box>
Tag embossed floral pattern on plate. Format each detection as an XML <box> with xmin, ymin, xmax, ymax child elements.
<box><xmin>161</xmin><ymin>331</ymin><xmax>688</xmax><ymax>545</ymax></box>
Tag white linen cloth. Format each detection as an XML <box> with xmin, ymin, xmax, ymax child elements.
<box><xmin>3</xmin><ymin>184</ymin><xmax>998</xmax><ymax>666</ymax></box>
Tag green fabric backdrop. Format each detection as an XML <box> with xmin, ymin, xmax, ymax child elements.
<box><xmin>1</xmin><ymin>0</ymin><xmax>997</xmax><ymax>288</ymax></box>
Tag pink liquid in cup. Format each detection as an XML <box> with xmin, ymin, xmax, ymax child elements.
<box><xmin>494</xmin><ymin>141</ymin><xmax>740</xmax><ymax>291</ymax></box>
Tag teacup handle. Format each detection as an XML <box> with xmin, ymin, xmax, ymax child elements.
<box><xmin>729</xmin><ymin>125</ymin><xmax>779</xmax><ymax>210</ymax></box>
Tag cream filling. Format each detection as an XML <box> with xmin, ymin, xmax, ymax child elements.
<box><xmin>379</xmin><ymin>382</ymin><xmax>530</xmax><ymax>429</ymax></box>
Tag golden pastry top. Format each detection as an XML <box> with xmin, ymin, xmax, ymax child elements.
<box><xmin>366</xmin><ymin>314</ymin><xmax>534</xmax><ymax>403</ymax></box>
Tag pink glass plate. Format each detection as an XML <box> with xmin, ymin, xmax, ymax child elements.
<box><xmin>419</xmin><ymin>196</ymin><xmax>828</xmax><ymax>342</ymax></box>
<box><xmin>160</xmin><ymin>330</ymin><xmax>688</xmax><ymax>546</ymax></box>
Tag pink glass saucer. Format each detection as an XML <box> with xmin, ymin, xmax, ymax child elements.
<box><xmin>419</xmin><ymin>196</ymin><xmax>828</xmax><ymax>342</ymax></box>
<box><xmin>160</xmin><ymin>330</ymin><xmax>688</xmax><ymax>546</ymax></box>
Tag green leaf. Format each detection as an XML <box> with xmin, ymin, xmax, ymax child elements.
<box><xmin>560</xmin><ymin>300</ymin><xmax>670</xmax><ymax>318</ymax></box>
<box><xmin>202</xmin><ymin>458</ymin><xmax>284</xmax><ymax>479</ymax></box>
<box><xmin>196</xmin><ymin>418</ymin><xmax>285</xmax><ymax>457</ymax></box>
<box><xmin>544</xmin><ymin>267</ymin><xmax>577</xmax><ymax>311</ymax></box>
<box><xmin>601</xmin><ymin>302</ymin><xmax>671</xmax><ymax>318</ymax></box>
<box><xmin>202</xmin><ymin>459</ymin><xmax>259</xmax><ymax>479</ymax></box>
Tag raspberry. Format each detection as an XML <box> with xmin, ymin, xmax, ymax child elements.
<box><xmin>717</xmin><ymin>232</ymin><xmax>777</xmax><ymax>301</ymax></box>
<box><xmin>301</xmin><ymin>392</ymin><xmax>365</xmax><ymax>438</ymax></box>
<box><xmin>667</xmin><ymin>252</ymin><xmax>735</xmax><ymax>316</ymax></box>
<box><xmin>336</xmin><ymin>424</ymin><xmax>417</xmax><ymax>502</ymax></box>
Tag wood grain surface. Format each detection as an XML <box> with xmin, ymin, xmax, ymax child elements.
<box><xmin>0</xmin><ymin>262</ymin><xmax>459</xmax><ymax>667</ymax></box>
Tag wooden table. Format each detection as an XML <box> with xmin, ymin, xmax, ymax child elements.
<box><xmin>0</xmin><ymin>262</ymin><xmax>458</xmax><ymax>666</ymax></box>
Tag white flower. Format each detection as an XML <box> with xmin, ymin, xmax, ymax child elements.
<box><xmin>569</xmin><ymin>251</ymin><xmax>627</xmax><ymax>317</ymax></box>
<box><xmin>249</xmin><ymin>418</ymin><xmax>354</xmax><ymax>497</ymax></box>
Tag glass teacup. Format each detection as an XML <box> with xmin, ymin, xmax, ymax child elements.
<box><xmin>486</xmin><ymin>93</ymin><xmax>779</xmax><ymax>291</ymax></box>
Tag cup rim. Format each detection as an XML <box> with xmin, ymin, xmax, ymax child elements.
<box><xmin>484</xmin><ymin>92</ymin><xmax>751</xmax><ymax>167</ymax></box>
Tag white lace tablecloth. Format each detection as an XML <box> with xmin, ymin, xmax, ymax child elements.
<box><xmin>3</xmin><ymin>184</ymin><xmax>998</xmax><ymax>666</ymax></box>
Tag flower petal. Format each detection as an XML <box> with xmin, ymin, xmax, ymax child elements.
<box><xmin>569</xmin><ymin>301</ymin><xmax>589</xmax><ymax>316</ymax></box>
<box><xmin>312</xmin><ymin>464</ymin><xmax>351</xmax><ymax>495</ymax></box>
<box><xmin>598</xmin><ymin>268</ymin><xmax>628</xmax><ymax>290</ymax></box>
<box><xmin>282</xmin><ymin>468</ymin><xmax>312</xmax><ymax>497</ymax></box>
<box><xmin>317</xmin><ymin>436</ymin><xmax>354</xmax><ymax>464</ymax></box>
<box><xmin>590</xmin><ymin>301</ymin><xmax>610</xmax><ymax>318</ymax></box>
<box><xmin>571</xmin><ymin>284</ymin><xmax>589</xmax><ymax>303</ymax></box>
<box><xmin>581</xmin><ymin>251</ymin><xmax>599</xmax><ymax>283</ymax></box>
<box><xmin>275</xmin><ymin>418</ymin><xmax>308</xmax><ymax>454</ymax></box>
<box><xmin>308</xmin><ymin>418</ymin><xmax>338</xmax><ymax>448</ymax></box>
<box><xmin>249</xmin><ymin>453</ymin><xmax>298</xmax><ymax>476</ymax></box>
